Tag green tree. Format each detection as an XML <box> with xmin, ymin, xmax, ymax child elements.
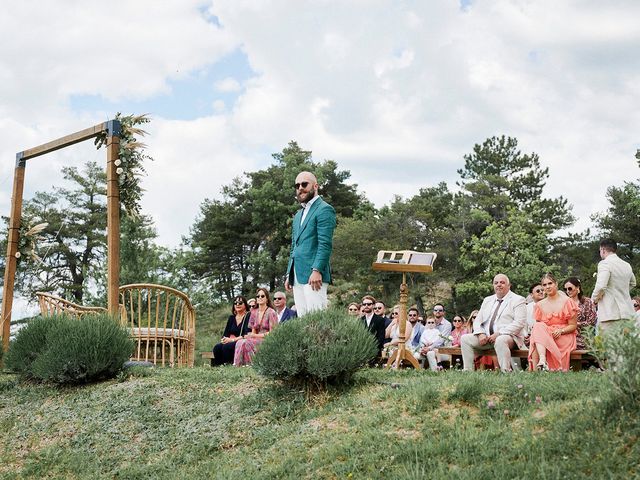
<box><xmin>187</xmin><ymin>141</ymin><xmax>365</xmax><ymax>302</ymax></box>
<box><xmin>457</xmin><ymin>135</ymin><xmax>573</xmax><ymax>232</ymax></box>
<box><xmin>3</xmin><ymin>161</ymin><xmax>161</xmax><ymax>304</ymax></box>
<box><xmin>456</xmin><ymin>208</ymin><xmax>556</xmax><ymax>312</ymax></box>
<box><xmin>593</xmin><ymin>180</ymin><xmax>640</xmax><ymax>277</ymax></box>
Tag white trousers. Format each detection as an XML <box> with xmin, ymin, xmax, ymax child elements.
<box><xmin>293</xmin><ymin>270</ymin><xmax>328</xmax><ymax>316</ymax></box>
<box><xmin>460</xmin><ymin>333</ymin><xmax>516</xmax><ymax>372</ymax></box>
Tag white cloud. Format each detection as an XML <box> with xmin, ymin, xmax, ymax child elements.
<box><xmin>215</xmin><ymin>77</ymin><xmax>242</xmax><ymax>92</ymax></box>
<box><xmin>1</xmin><ymin>0</ymin><xmax>639</xmax><ymax>255</ymax></box>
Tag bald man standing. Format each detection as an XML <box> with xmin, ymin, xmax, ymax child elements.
<box><xmin>285</xmin><ymin>171</ymin><xmax>337</xmax><ymax>316</ymax></box>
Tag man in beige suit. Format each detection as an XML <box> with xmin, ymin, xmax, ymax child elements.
<box><xmin>461</xmin><ymin>274</ymin><xmax>527</xmax><ymax>372</ymax></box>
<box><xmin>591</xmin><ymin>239</ymin><xmax>636</xmax><ymax>332</ymax></box>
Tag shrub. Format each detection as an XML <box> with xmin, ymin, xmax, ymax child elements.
<box><xmin>252</xmin><ymin>308</ymin><xmax>378</xmax><ymax>386</ymax></box>
<box><xmin>5</xmin><ymin>314</ymin><xmax>134</xmax><ymax>385</ymax></box>
<box><xmin>4</xmin><ymin>316</ymin><xmax>53</xmax><ymax>379</ymax></box>
<box><xmin>598</xmin><ymin>322</ymin><xmax>640</xmax><ymax>415</ymax></box>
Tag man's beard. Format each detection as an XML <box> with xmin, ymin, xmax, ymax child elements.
<box><xmin>298</xmin><ymin>188</ymin><xmax>317</xmax><ymax>203</ymax></box>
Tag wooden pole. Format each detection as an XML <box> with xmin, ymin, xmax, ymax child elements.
<box><xmin>387</xmin><ymin>272</ymin><xmax>421</xmax><ymax>369</ymax></box>
<box><xmin>1</xmin><ymin>155</ymin><xmax>26</xmax><ymax>353</ymax></box>
<box><xmin>106</xmin><ymin>123</ymin><xmax>121</xmax><ymax>314</ymax></box>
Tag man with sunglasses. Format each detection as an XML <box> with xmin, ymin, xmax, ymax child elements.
<box><xmin>285</xmin><ymin>171</ymin><xmax>337</xmax><ymax>316</ymax></box>
<box><xmin>273</xmin><ymin>291</ymin><xmax>297</xmax><ymax>323</ymax></box>
<box><xmin>360</xmin><ymin>295</ymin><xmax>386</xmax><ymax>355</ymax></box>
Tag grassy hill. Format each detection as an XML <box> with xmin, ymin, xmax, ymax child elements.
<box><xmin>1</xmin><ymin>367</ymin><xmax>637</xmax><ymax>479</ymax></box>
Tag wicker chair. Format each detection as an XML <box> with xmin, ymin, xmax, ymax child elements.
<box><xmin>36</xmin><ymin>291</ymin><xmax>107</xmax><ymax>318</ymax></box>
<box><xmin>119</xmin><ymin>283</ymin><xmax>196</xmax><ymax>367</ymax></box>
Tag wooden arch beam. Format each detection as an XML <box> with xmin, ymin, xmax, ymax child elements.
<box><xmin>1</xmin><ymin>120</ymin><xmax>121</xmax><ymax>353</ymax></box>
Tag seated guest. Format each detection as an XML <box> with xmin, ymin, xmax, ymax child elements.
<box><xmin>360</xmin><ymin>295</ymin><xmax>386</xmax><ymax>355</ymax></box>
<box><xmin>529</xmin><ymin>273</ymin><xmax>578</xmax><ymax>371</ymax></box>
<box><xmin>634</xmin><ymin>296</ymin><xmax>640</xmax><ymax>326</ymax></box>
<box><xmin>461</xmin><ymin>273</ymin><xmax>527</xmax><ymax>373</ymax></box>
<box><xmin>375</xmin><ymin>301</ymin><xmax>392</xmax><ymax>328</ymax></box>
<box><xmin>406</xmin><ymin>307</ymin><xmax>424</xmax><ymax>354</ymax></box>
<box><xmin>212</xmin><ymin>296</ymin><xmax>251</xmax><ymax>366</ymax></box>
<box><xmin>247</xmin><ymin>298</ymin><xmax>257</xmax><ymax>310</ymax></box>
<box><xmin>417</xmin><ymin>316</ymin><xmax>441</xmax><ymax>371</ymax></box>
<box><xmin>273</xmin><ymin>291</ymin><xmax>297</xmax><ymax>323</ymax></box>
<box><xmin>382</xmin><ymin>303</ymin><xmax>397</xmax><ymax>343</ymax></box>
<box><xmin>382</xmin><ymin>307</ymin><xmax>413</xmax><ymax>361</ymax></box>
<box><xmin>525</xmin><ymin>283</ymin><xmax>545</xmax><ymax>339</ymax></box>
<box><xmin>234</xmin><ymin>288</ymin><xmax>278</xmax><ymax>366</ymax></box>
<box><xmin>450</xmin><ymin>314</ymin><xmax>468</xmax><ymax>347</ymax></box>
<box><xmin>563</xmin><ymin>277</ymin><xmax>597</xmax><ymax>349</ymax></box>
<box><xmin>347</xmin><ymin>302</ymin><xmax>360</xmax><ymax>316</ymax></box>
<box><xmin>465</xmin><ymin>310</ymin><xmax>478</xmax><ymax>331</ymax></box>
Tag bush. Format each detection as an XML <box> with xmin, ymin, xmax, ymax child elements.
<box><xmin>598</xmin><ymin>322</ymin><xmax>640</xmax><ymax>415</ymax></box>
<box><xmin>252</xmin><ymin>308</ymin><xmax>378</xmax><ymax>386</ymax></box>
<box><xmin>5</xmin><ymin>314</ymin><xmax>134</xmax><ymax>385</ymax></box>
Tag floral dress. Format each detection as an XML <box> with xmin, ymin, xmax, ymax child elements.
<box><xmin>575</xmin><ymin>297</ymin><xmax>597</xmax><ymax>349</ymax></box>
<box><xmin>233</xmin><ymin>307</ymin><xmax>278</xmax><ymax>366</ymax></box>
<box><xmin>528</xmin><ymin>298</ymin><xmax>579</xmax><ymax>371</ymax></box>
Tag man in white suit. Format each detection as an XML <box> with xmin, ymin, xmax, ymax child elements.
<box><xmin>591</xmin><ymin>239</ymin><xmax>636</xmax><ymax>332</ymax></box>
<box><xmin>461</xmin><ymin>273</ymin><xmax>527</xmax><ymax>372</ymax></box>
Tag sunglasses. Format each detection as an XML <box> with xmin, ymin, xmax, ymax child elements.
<box><xmin>408</xmin><ymin>313</ymin><xmax>418</xmax><ymax>317</ymax></box>
<box><xmin>391</xmin><ymin>312</ymin><xmax>398</xmax><ymax>316</ymax></box>
<box><xmin>251</xmin><ymin>304</ymin><xmax>258</xmax><ymax>309</ymax></box>
<box><xmin>564</xmin><ymin>287</ymin><xmax>575</xmax><ymax>292</ymax></box>
<box><xmin>362</xmin><ymin>302</ymin><xmax>374</xmax><ymax>306</ymax></box>
<box><xmin>256</xmin><ymin>294</ymin><xmax>267</xmax><ymax>298</ymax></box>
<box><xmin>426</xmin><ymin>321</ymin><xmax>436</xmax><ymax>325</ymax></box>
<box><xmin>348</xmin><ymin>307</ymin><xmax>358</xmax><ymax>312</ymax></box>
<box><xmin>294</xmin><ymin>181</ymin><xmax>310</xmax><ymax>190</ymax></box>
<box><xmin>374</xmin><ymin>306</ymin><xmax>383</xmax><ymax>310</ymax></box>
<box><xmin>433</xmin><ymin>308</ymin><xmax>444</xmax><ymax>312</ymax></box>
<box><xmin>274</xmin><ymin>297</ymin><xmax>285</xmax><ymax>301</ymax></box>
<box><xmin>634</xmin><ymin>303</ymin><xmax>639</xmax><ymax>308</ymax></box>
<box><xmin>234</xmin><ymin>301</ymin><xmax>244</xmax><ymax>305</ymax></box>
<box><xmin>533</xmin><ymin>288</ymin><xmax>543</xmax><ymax>294</ymax></box>
<box><xmin>453</xmin><ymin>319</ymin><xmax>462</xmax><ymax>322</ymax></box>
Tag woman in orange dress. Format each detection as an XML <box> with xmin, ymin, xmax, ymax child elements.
<box><xmin>529</xmin><ymin>273</ymin><xmax>579</xmax><ymax>371</ymax></box>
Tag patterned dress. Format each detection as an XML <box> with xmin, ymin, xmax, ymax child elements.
<box><xmin>528</xmin><ymin>298</ymin><xmax>579</xmax><ymax>371</ymax></box>
<box><xmin>575</xmin><ymin>297</ymin><xmax>597</xmax><ymax>349</ymax></box>
<box><xmin>233</xmin><ymin>307</ymin><xmax>278</xmax><ymax>366</ymax></box>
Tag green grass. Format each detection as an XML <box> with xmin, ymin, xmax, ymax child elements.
<box><xmin>0</xmin><ymin>367</ymin><xmax>637</xmax><ymax>479</ymax></box>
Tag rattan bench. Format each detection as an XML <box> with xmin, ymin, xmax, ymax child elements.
<box><xmin>119</xmin><ymin>284</ymin><xmax>196</xmax><ymax>367</ymax></box>
<box><xmin>36</xmin><ymin>291</ymin><xmax>107</xmax><ymax>318</ymax></box>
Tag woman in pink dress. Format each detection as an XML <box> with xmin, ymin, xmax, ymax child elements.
<box><xmin>450</xmin><ymin>314</ymin><xmax>468</xmax><ymax>347</ymax></box>
<box><xmin>529</xmin><ymin>273</ymin><xmax>579</xmax><ymax>371</ymax></box>
<box><xmin>233</xmin><ymin>287</ymin><xmax>278</xmax><ymax>366</ymax></box>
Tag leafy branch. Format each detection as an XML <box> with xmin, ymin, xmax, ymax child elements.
<box><xmin>95</xmin><ymin>113</ymin><xmax>153</xmax><ymax>217</ymax></box>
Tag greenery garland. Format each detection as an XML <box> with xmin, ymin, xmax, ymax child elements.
<box><xmin>95</xmin><ymin>113</ymin><xmax>153</xmax><ymax>217</ymax></box>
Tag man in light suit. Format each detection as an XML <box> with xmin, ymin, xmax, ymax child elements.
<box><xmin>591</xmin><ymin>238</ymin><xmax>636</xmax><ymax>332</ymax></box>
<box><xmin>461</xmin><ymin>273</ymin><xmax>527</xmax><ymax>372</ymax></box>
<box><xmin>273</xmin><ymin>291</ymin><xmax>297</xmax><ymax>323</ymax></box>
<box><xmin>285</xmin><ymin>171</ymin><xmax>337</xmax><ymax>316</ymax></box>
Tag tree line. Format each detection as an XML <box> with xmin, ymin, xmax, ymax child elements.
<box><xmin>2</xmin><ymin>136</ymin><xmax>638</xmax><ymax>316</ymax></box>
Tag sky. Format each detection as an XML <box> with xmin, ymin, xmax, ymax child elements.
<box><xmin>1</xmin><ymin>0</ymin><xmax>640</xmax><ymax>259</ymax></box>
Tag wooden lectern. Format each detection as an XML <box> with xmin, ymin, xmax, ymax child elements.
<box><xmin>372</xmin><ymin>250</ymin><xmax>437</xmax><ymax>369</ymax></box>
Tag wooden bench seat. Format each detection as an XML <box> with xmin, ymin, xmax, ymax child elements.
<box><xmin>437</xmin><ymin>346</ymin><xmax>594</xmax><ymax>371</ymax></box>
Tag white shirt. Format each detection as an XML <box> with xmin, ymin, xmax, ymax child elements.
<box><xmin>365</xmin><ymin>313</ymin><xmax>374</xmax><ymax>328</ymax></box>
<box><xmin>481</xmin><ymin>298</ymin><xmax>505</xmax><ymax>335</ymax></box>
<box><xmin>300</xmin><ymin>194</ymin><xmax>320</xmax><ymax>225</ymax></box>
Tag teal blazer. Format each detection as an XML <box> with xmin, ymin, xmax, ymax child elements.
<box><xmin>286</xmin><ymin>197</ymin><xmax>337</xmax><ymax>285</ymax></box>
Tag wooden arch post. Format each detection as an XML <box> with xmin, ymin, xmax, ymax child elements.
<box><xmin>1</xmin><ymin>120</ymin><xmax>121</xmax><ymax>353</ymax></box>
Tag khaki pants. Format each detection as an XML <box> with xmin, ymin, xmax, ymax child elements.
<box><xmin>461</xmin><ymin>333</ymin><xmax>516</xmax><ymax>372</ymax></box>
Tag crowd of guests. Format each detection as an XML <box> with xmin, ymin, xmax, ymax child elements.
<box><xmin>212</xmin><ymin>242</ymin><xmax>638</xmax><ymax>372</ymax></box>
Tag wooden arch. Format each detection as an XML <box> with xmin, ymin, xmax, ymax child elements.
<box><xmin>1</xmin><ymin>120</ymin><xmax>122</xmax><ymax>352</ymax></box>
